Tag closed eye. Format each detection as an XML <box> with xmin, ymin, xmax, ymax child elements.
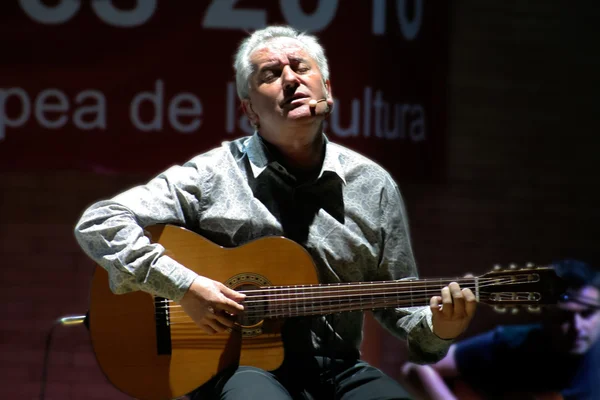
<box><xmin>580</xmin><ymin>308</ymin><xmax>599</xmax><ymax>319</ymax></box>
<box><xmin>260</xmin><ymin>69</ymin><xmax>280</xmax><ymax>83</ymax></box>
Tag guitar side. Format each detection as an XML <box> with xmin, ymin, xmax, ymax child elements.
<box><xmin>88</xmin><ymin>225</ymin><xmax>320</xmax><ymax>400</ymax></box>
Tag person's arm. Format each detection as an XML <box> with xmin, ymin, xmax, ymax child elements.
<box><xmin>430</xmin><ymin>344</ymin><xmax>459</xmax><ymax>377</ymax></box>
<box><xmin>369</xmin><ymin>178</ymin><xmax>455</xmax><ymax>363</ymax></box>
<box><xmin>401</xmin><ymin>339</ymin><xmax>498</xmax><ymax>400</ymax></box>
<box><xmin>75</xmin><ymin>163</ymin><xmax>200</xmax><ymax>299</ymax></box>
<box><xmin>400</xmin><ymin>346</ymin><xmax>459</xmax><ymax>400</ymax></box>
<box><xmin>74</xmin><ymin>159</ymin><xmax>244</xmax><ymax>333</ymax></box>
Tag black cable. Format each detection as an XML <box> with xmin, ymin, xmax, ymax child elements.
<box><xmin>39</xmin><ymin>319</ymin><xmax>61</xmax><ymax>400</ymax></box>
<box><xmin>322</xmin><ymin>314</ymin><xmax>328</xmax><ymax>397</ymax></box>
<box><xmin>39</xmin><ymin>314</ymin><xmax>88</xmax><ymax>400</ymax></box>
<box><xmin>327</xmin><ymin>313</ymin><xmax>336</xmax><ymax>400</ymax></box>
<box><xmin>322</xmin><ymin>312</ymin><xmax>338</xmax><ymax>399</ymax></box>
<box><xmin>329</xmin><ymin>313</ymin><xmax>338</xmax><ymax>400</ymax></box>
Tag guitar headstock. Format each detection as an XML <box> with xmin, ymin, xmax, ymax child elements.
<box><xmin>477</xmin><ymin>263</ymin><xmax>568</xmax><ymax>314</ymax></box>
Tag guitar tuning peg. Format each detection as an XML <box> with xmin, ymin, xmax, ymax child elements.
<box><xmin>494</xmin><ymin>306</ymin><xmax>507</xmax><ymax>314</ymax></box>
<box><xmin>493</xmin><ymin>264</ymin><xmax>502</xmax><ymax>271</ymax></box>
<box><xmin>527</xmin><ymin>306</ymin><xmax>541</xmax><ymax>313</ymax></box>
<box><xmin>509</xmin><ymin>263</ymin><xmax>517</xmax><ymax>269</ymax></box>
<box><xmin>511</xmin><ymin>307</ymin><xmax>520</xmax><ymax>315</ymax></box>
<box><xmin>525</xmin><ymin>262</ymin><xmax>535</xmax><ymax>268</ymax></box>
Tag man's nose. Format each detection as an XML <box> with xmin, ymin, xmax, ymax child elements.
<box><xmin>573</xmin><ymin>313</ymin><xmax>586</xmax><ymax>331</ymax></box>
<box><xmin>282</xmin><ymin>66</ymin><xmax>300</xmax><ymax>91</ymax></box>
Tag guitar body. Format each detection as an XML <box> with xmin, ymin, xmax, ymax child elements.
<box><xmin>89</xmin><ymin>225</ymin><xmax>320</xmax><ymax>400</ymax></box>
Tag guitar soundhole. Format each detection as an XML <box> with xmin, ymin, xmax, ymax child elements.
<box><xmin>237</xmin><ymin>283</ymin><xmax>267</xmax><ymax>327</ymax></box>
<box><xmin>225</xmin><ymin>273</ymin><xmax>271</xmax><ymax>338</ymax></box>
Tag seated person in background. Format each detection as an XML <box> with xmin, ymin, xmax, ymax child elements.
<box><xmin>400</xmin><ymin>259</ymin><xmax>600</xmax><ymax>400</ymax></box>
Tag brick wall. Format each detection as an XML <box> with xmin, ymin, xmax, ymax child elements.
<box><xmin>2</xmin><ymin>0</ymin><xmax>599</xmax><ymax>398</ymax></box>
<box><xmin>0</xmin><ymin>171</ymin><xmax>142</xmax><ymax>399</ymax></box>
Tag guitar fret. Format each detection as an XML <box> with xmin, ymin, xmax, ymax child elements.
<box><xmin>271</xmin><ymin>288</ymin><xmax>276</xmax><ymax>318</ymax></box>
<box><xmin>305</xmin><ymin>285</ymin><xmax>309</xmax><ymax>316</ymax></box>
<box><xmin>371</xmin><ymin>285</ymin><xmax>375</xmax><ymax>310</ymax></box>
<box><xmin>328</xmin><ymin>286</ymin><xmax>335</xmax><ymax>312</ymax></box>
<box><xmin>262</xmin><ymin>292</ymin><xmax>269</xmax><ymax>319</ymax></box>
<box><xmin>359</xmin><ymin>281</ymin><xmax>363</xmax><ymax>311</ymax></box>
<box><xmin>346</xmin><ymin>283</ymin><xmax>350</xmax><ymax>311</ymax></box>
<box><xmin>296</xmin><ymin>285</ymin><xmax>300</xmax><ymax>317</ymax></box>
<box><xmin>276</xmin><ymin>287</ymin><xmax>282</xmax><ymax>318</ymax></box>
<box><xmin>285</xmin><ymin>287</ymin><xmax>289</xmax><ymax>317</ymax></box>
<box><xmin>298</xmin><ymin>286</ymin><xmax>302</xmax><ymax>316</ymax></box>
<box><xmin>288</xmin><ymin>287</ymin><xmax>292</xmax><ymax>317</ymax></box>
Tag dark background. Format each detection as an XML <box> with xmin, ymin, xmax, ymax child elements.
<box><xmin>1</xmin><ymin>1</ymin><xmax>599</xmax><ymax>398</ymax></box>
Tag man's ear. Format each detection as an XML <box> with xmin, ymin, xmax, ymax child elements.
<box><xmin>241</xmin><ymin>99</ymin><xmax>259</xmax><ymax>128</ymax></box>
<box><xmin>325</xmin><ymin>79</ymin><xmax>334</xmax><ymax>113</ymax></box>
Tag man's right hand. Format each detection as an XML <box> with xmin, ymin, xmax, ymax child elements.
<box><xmin>178</xmin><ymin>276</ymin><xmax>246</xmax><ymax>334</ymax></box>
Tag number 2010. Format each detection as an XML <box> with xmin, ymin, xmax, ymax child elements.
<box><xmin>19</xmin><ymin>0</ymin><xmax>422</xmax><ymax>40</ymax></box>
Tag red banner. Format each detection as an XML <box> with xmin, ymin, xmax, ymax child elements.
<box><xmin>0</xmin><ymin>0</ymin><xmax>448</xmax><ymax>180</ymax></box>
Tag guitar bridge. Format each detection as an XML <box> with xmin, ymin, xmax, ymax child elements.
<box><xmin>154</xmin><ymin>296</ymin><xmax>172</xmax><ymax>355</ymax></box>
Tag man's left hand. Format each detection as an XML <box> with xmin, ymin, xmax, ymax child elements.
<box><xmin>430</xmin><ymin>282</ymin><xmax>477</xmax><ymax>340</ymax></box>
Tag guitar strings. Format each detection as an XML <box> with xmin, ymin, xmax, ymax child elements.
<box><xmin>233</xmin><ymin>276</ymin><xmax>531</xmax><ymax>295</ymax></box>
<box><xmin>156</xmin><ymin>275</ymin><xmax>518</xmax><ymax>304</ymax></box>
<box><xmin>156</xmin><ymin>277</ymin><xmax>533</xmax><ymax>324</ymax></box>
<box><xmin>157</xmin><ymin>277</ymin><xmax>526</xmax><ymax>314</ymax></box>
<box><xmin>237</xmin><ymin>278</ymin><xmax>528</xmax><ymax>302</ymax></box>
<box><xmin>162</xmin><ymin>279</ymin><xmax>514</xmax><ymax>308</ymax></box>
<box><xmin>158</xmin><ymin>276</ymin><xmax>523</xmax><ymax>308</ymax></box>
<box><xmin>163</xmin><ymin>292</ymin><xmax>518</xmax><ymax>320</ymax></box>
<box><xmin>161</xmin><ymin>292</ymin><xmax>504</xmax><ymax>327</ymax></box>
<box><xmin>160</xmin><ymin>292</ymin><xmax>517</xmax><ymax>326</ymax></box>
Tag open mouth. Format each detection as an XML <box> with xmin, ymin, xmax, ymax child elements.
<box><xmin>282</xmin><ymin>94</ymin><xmax>309</xmax><ymax>107</ymax></box>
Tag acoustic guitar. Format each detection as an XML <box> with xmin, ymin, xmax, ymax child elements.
<box><xmin>87</xmin><ymin>224</ymin><xmax>567</xmax><ymax>400</ymax></box>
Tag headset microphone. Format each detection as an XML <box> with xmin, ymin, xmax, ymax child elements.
<box><xmin>308</xmin><ymin>98</ymin><xmax>327</xmax><ymax>108</ymax></box>
<box><xmin>308</xmin><ymin>98</ymin><xmax>331</xmax><ymax>116</ymax></box>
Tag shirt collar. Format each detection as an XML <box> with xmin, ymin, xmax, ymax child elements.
<box><xmin>245</xmin><ymin>132</ymin><xmax>347</xmax><ymax>184</ymax></box>
<box><xmin>245</xmin><ymin>132</ymin><xmax>270</xmax><ymax>178</ymax></box>
<box><xmin>319</xmin><ymin>135</ymin><xmax>347</xmax><ymax>184</ymax></box>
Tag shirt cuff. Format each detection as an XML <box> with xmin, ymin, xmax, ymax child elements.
<box><xmin>143</xmin><ymin>254</ymin><xmax>199</xmax><ymax>301</ymax></box>
<box><xmin>424</xmin><ymin>307</ymin><xmax>455</xmax><ymax>344</ymax></box>
<box><xmin>406</xmin><ymin>307</ymin><xmax>454</xmax><ymax>363</ymax></box>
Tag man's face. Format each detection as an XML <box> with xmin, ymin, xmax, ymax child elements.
<box><xmin>547</xmin><ymin>286</ymin><xmax>600</xmax><ymax>355</ymax></box>
<box><xmin>243</xmin><ymin>37</ymin><xmax>332</xmax><ymax>140</ymax></box>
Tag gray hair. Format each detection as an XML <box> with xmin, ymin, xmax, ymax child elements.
<box><xmin>233</xmin><ymin>25</ymin><xmax>330</xmax><ymax>100</ymax></box>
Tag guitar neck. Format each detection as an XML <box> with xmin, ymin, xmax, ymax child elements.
<box><xmin>243</xmin><ymin>277</ymin><xmax>476</xmax><ymax>319</ymax></box>
<box><xmin>241</xmin><ymin>264</ymin><xmax>565</xmax><ymax>319</ymax></box>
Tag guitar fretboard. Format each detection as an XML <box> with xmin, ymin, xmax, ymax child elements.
<box><xmin>240</xmin><ymin>277</ymin><xmax>482</xmax><ymax>318</ymax></box>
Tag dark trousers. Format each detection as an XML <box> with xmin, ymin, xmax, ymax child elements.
<box><xmin>189</xmin><ymin>356</ymin><xmax>413</xmax><ymax>400</ymax></box>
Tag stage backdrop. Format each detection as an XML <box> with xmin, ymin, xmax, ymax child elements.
<box><xmin>0</xmin><ymin>0</ymin><xmax>448</xmax><ymax>180</ymax></box>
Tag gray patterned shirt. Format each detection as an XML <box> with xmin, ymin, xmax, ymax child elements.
<box><xmin>74</xmin><ymin>133</ymin><xmax>451</xmax><ymax>363</ymax></box>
